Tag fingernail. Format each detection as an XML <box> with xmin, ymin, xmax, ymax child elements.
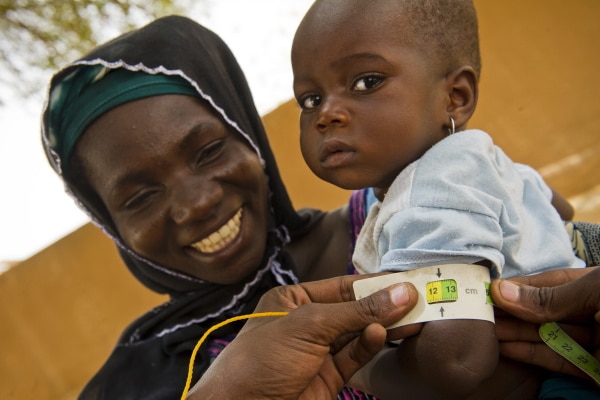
<box><xmin>390</xmin><ymin>284</ymin><xmax>409</xmax><ymax>306</ymax></box>
<box><xmin>499</xmin><ymin>280</ymin><xmax>520</xmax><ymax>302</ymax></box>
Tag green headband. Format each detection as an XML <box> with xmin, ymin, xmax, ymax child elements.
<box><xmin>48</xmin><ymin>65</ymin><xmax>200</xmax><ymax>164</ymax></box>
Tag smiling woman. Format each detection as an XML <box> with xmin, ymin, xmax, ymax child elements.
<box><xmin>39</xmin><ymin>15</ymin><xmax>363</xmax><ymax>399</ymax></box>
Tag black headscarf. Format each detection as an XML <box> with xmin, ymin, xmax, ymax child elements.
<box><xmin>41</xmin><ymin>15</ymin><xmax>323</xmax><ymax>399</ymax></box>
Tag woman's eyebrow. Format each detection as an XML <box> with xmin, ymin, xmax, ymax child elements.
<box><xmin>179</xmin><ymin>121</ymin><xmax>218</xmax><ymax>152</ymax></box>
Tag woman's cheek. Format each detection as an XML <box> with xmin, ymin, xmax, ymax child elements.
<box><xmin>118</xmin><ymin>215</ymin><xmax>164</xmax><ymax>257</ymax></box>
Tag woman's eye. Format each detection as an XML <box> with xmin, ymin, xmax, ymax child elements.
<box><xmin>123</xmin><ymin>190</ymin><xmax>157</xmax><ymax>211</ymax></box>
<box><xmin>196</xmin><ymin>140</ymin><xmax>225</xmax><ymax>165</ymax></box>
<box><xmin>300</xmin><ymin>94</ymin><xmax>322</xmax><ymax>110</ymax></box>
<box><xmin>353</xmin><ymin>75</ymin><xmax>384</xmax><ymax>92</ymax></box>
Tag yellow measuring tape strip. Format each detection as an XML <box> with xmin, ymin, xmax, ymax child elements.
<box><xmin>354</xmin><ymin>264</ymin><xmax>600</xmax><ymax>384</ymax></box>
<box><xmin>180</xmin><ymin>311</ymin><xmax>289</xmax><ymax>400</ymax></box>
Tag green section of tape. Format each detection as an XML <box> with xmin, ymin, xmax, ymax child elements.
<box><xmin>539</xmin><ymin>322</ymin><xmax>600</xmax><ymax>385</ymax></box>
<box><xmin>484</xmin><ymin>281</ymin><xmax>494</xmax><ymax>305</ymax></box>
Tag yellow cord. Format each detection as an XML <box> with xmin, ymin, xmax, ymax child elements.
<box><xmin>180</xmin><ymin>311</ymin><xmax>289</xmax><ymax>400</ymax></box>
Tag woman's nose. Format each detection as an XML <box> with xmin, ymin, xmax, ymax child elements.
<box><xmin>169</xmin><ymin>177</ymin><xmax>222</xmax><ymax>225</ymax></box>
<box><xmin>316</xmin><ymin>96</ymin><xmax>350</xmax><ymax>131</ymax></box>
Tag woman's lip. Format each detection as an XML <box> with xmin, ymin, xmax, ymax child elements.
<box><xmin>190</xmin><ymin>208</ymin><xmax>243</xmax><ymax>254</ymax></box>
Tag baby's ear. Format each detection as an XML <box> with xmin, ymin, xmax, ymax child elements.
<box><xmin>446</xmin><ymin>66</ymin><xmax>478</xmax><ymax>129</ymax></box>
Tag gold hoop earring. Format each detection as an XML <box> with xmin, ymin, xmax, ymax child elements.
<box><xmin>448</xmin><ymin>117</ymin><xmax>455</xmax><ymax>135</ymax></box>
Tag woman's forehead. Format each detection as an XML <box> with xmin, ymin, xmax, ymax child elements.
<box><xmin>77</xmin><ymin>95</ymin><xmax>227</xmax><ymax>156</ymax></box>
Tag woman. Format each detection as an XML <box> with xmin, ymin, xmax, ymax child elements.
<box><xmin>42</xmin><ymin>15</ymin><xmax>366</xmax><ymax>399</ymax></box>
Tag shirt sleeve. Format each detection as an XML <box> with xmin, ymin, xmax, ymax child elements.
<box><xmin>378</xmin><ymin>205</ymin><xmax>504</xmax><ymax>278</ymax></box>
<box><xmin>514</xmin><ymin>162</ymin><xmax>553</xmax><ymax>201</ymax></box>
<box><xmin>373</xmin><ymin>131</ymin><xmax>522</xmax><ymax>278</ymax></box>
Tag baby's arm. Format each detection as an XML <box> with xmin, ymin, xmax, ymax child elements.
<box><xmin>389</xmin><ymin>319</ymin><xmax>498</xmax><ymax>398</ymax></box>
<box><xmin>354</xmin><ymin>319</ymin><xmax>498</xmax><ymax>399</ymax></box>
<box><xmin>351</xmin><ymin>336</ymin><xmax>543</xmax><ymax>399</ymax></box>
<box><xmin>350</xmin><ymin>319</ymin><xmax>498</xmax><ymax>399</ymax></box>
<box><xmin>550</xmin><ymin>187</ymin><xmax>574</xmax><ymax>221</ymax></box>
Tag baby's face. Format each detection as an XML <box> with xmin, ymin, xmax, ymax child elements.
<box><xmin>292</xmin><ymin>0</ymin><xmax>450</xmax><ymax>195</ymax></box>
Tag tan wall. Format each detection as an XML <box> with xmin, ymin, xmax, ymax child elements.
<box><xmin>2</xmin><ymin>2</ymin><xmax>600</xmax><ymax>398</ymax></box>
<box><xmin>472</xmin><ymin>0</ymin><xmax>600</xmax><ymax>221</ymax></box>
<box><xmin>0</xmin><ymin>225</ymin><xmax>166</xmax><ymax>399</ymax></box>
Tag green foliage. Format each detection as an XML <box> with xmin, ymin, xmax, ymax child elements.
<box><xmin>0</xmin><ymin>0</ymin><xmax>197</xmax><ymax>101</ymax></box>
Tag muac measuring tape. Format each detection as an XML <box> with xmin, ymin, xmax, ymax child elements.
<box><xmin>353</xmin><ymin>264</ymin><xmax>495</xmax><ymax>326</ymax></box>
<box><xmin>353</xmin><ymin>264</ymin><xmax>600</xmax><ymax>385</ymax></box>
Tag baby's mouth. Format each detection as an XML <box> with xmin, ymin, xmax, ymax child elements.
<box><xmin>190</xmin><ymin>208</ymin><xmax>243</xmax><ymax>254</ymax></box>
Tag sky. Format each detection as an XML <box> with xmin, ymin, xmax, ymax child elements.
<box><xmin>0</xmin><ymin>1</ymin><xmax>314</xmax><ymax>268</ymax></box>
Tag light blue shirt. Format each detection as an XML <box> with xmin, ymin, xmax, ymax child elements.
<box><xmin>353</xmin><ymin>129</ymin><xmax>583</xmax><ymax>278</ymax></box>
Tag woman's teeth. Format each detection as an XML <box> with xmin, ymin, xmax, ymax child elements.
<box><xmin>191</xmin><ymin>208</ymin><xmax>242</xmax><ymax>254</ymax></box>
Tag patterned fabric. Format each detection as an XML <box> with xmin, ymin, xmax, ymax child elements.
<box><xmin>348</xmin><ymin>189</ymin><xmax>369</xmax><ymax>275</ymax></box>
<box><xmin>567</xmin><ymin>221</ymin><xmax>600</xmax><ymax>267</ymax></box>
<box><xmin>207</xmin><ymin>335</ymin><xmax>236</xmax><ymax>364</ymax></box>
<box><xmin>343</xmin><ymin>189</ymin><xmax>379</xmax><ymax>399</ymax></box>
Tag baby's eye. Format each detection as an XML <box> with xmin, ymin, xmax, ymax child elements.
<box><xmin>353</xmin><ymin>75</ymin><xmax>384</xmax><ymax>92</ymax></box>
<box><xmin>300</xmin><ymin>94</ymin><xmax>322</xmax><ymax>110</ymax></box>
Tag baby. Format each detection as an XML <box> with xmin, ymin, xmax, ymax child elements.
<box><xmin>291</xmin><ymin>0</ymin><xmax>583</xmax><ymax>398</ymax></box>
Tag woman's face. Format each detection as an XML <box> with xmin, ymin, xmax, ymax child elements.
<box><xmin>75</xmin><ymin>94</ymin><xmax>271</xmax><ymax>284</ymax></box>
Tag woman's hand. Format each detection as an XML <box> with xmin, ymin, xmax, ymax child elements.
<box><xmin>492</xmin><ymin>267</ymin><xmax>600</xmax><ymax>380</ymax></box>
<box><xmin>188</xmin><ymin>274</ymin><xmax>418</xmax><ymax>399</ymax></box>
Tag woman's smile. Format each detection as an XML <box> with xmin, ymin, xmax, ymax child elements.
<box><xmin>190</xmin><ymin>208</ymin><xmax>243</xmax><ymax>254</ymax></box>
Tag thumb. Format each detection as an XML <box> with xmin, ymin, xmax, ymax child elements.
<box><xmin>353</xmin><ymin>282</ymin><xmax>419</xmax><ymax>329</ymax></box>
<box><xmin>329</xmin><ymin>282</ymin><xmax>418</xmax><ymax>382</ymax></box>
<box><xmin>304</xmin><ymin>282</ymin><xmax>419</xmax><ymax>342</ymax></box>
<box><xmin>491</xmin><ymin>272</ymin><xmax>599</xmax><ymax>323</ymax></box>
